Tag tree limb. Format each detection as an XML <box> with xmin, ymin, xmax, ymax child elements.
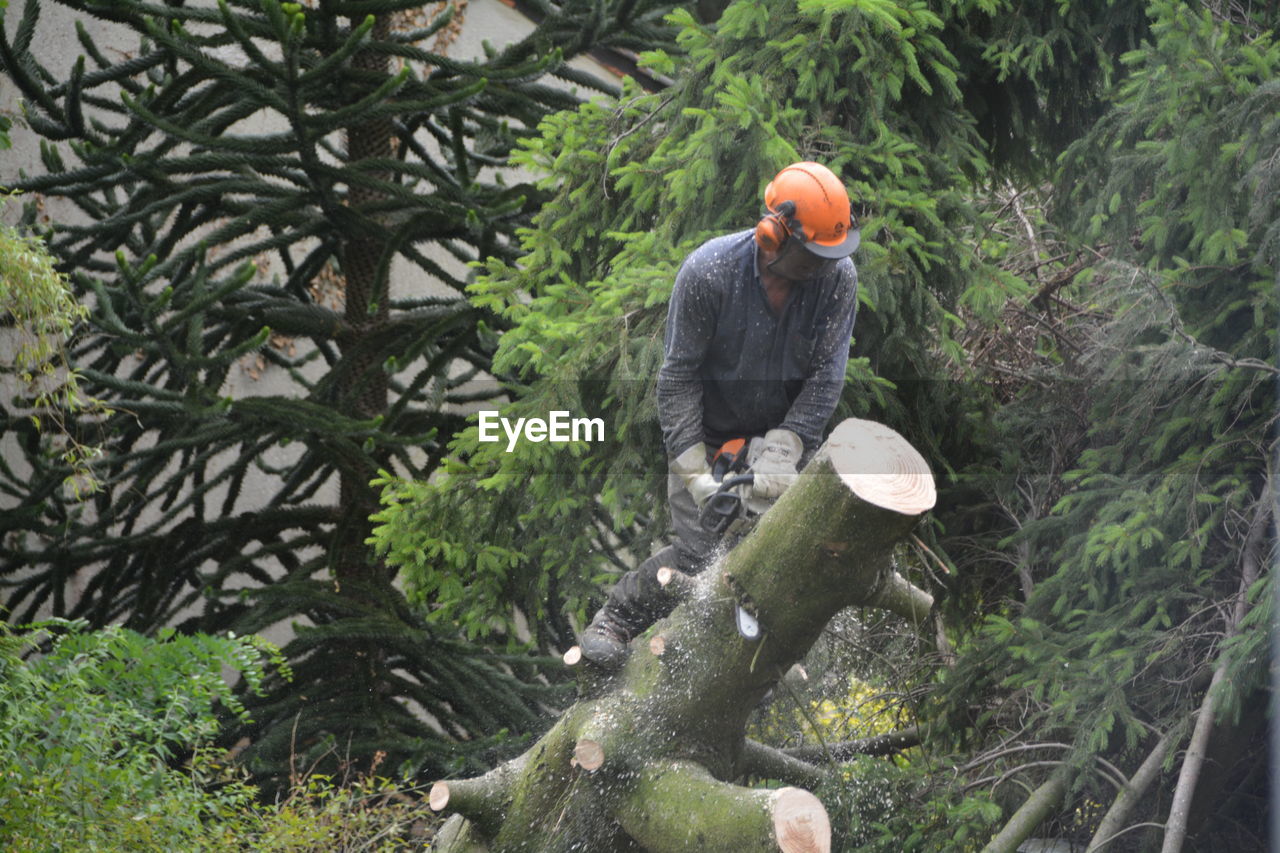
<box><xmin>1159</xmin><ymin>499</ymin><xmax>1268</xmax><ymax>853</ymax></box>
<box><xmin>616</xmin><ymin>761</ymin><xmax>830</xmax><ymax>853</ymax></box>
<box><xmin>1159</xmin><ymin>668</ymin><xmax>1225</xmax><ymax>853</ymax></box>
<box><xmin>428</xmin><ymin>753</ymin><xmax>529</xmax><ymax>836</ymax></box>
<box><xmin>979</xmin><ymin>763</ymin><xmax>1074</xmax><ymax>853</ymax></box>
<box><xmin>779</xmin><ymin>726</ymin><xmax>922</xmax><ymax>763</ymax></box>
<box><xmin>740</xmin><ymin>739</ymin><xmax>831</xmax><ymax>788</ymax></box>
<box><xmin>867</xmin><ymin>567</ymin><xmax>934</xmax><ymax>624</ymax></box>
<box><xmin>432</xmin><ymin>813</ymin><xmax>491</xmax><ymax>853</ymax></box>
<box><xmin>1087</xmin><ymin>731</ymin><xmax>1175</xmax><ymax>852</ymax></box>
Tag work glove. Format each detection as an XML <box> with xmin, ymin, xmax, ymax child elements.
<box><xmin>671</xmin><ymin>443</ymin><xmax>720</xmax><ymax>508</ymax></box>
<box><xmin>749</xmin><ymin>429</ymin><xmax>803</xmax><ymax>501</ymax></box>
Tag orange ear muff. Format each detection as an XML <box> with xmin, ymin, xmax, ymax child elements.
<box><xmin>753</xmin><ymin>200</ymin><xmax>798</xmax><ymax>252</ymax></box>
<box><xmin>754</xmin><ymin>213</ymin><xmax>789</xmax><ymax>252</ymax></box>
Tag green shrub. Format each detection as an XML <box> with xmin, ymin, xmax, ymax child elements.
<box><xmin>0</xmin><ymin>206</ymin><xmax>110</xmax><ymax>498</ymax></box>
<box><xmin>0</xmin><ymin>620</ymin><xmax>445</xmax><ymax>851</ymax></box>
<box><xmin>227</xmin><ymin>769</ymin><xmax>437</xmax><ymax>852</ymax></box>
<box><xmin>0</xmin><ymin>620</ymin><xmax>282</xmax><ymax>850</ymax></box>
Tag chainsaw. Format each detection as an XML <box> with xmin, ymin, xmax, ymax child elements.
<box><xmin>698</xmin><ymin>438</ymin><xmax>760</xmax><ymax>536</ymax></box>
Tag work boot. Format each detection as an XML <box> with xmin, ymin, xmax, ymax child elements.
<box><xmin>579</xmin><ymin>605</ymin><xmax>635</xmax><ymax>670</ymax></box>
<box><xmin>578</xmin><ymin>545</ymin><xmax>684</xmax><ymax>670</ymax></box>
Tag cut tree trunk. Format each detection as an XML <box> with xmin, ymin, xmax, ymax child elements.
<box><xmin>429</xmin><ymin>418</ymin><xmax>936</xmax><ymax>852</ymax></box>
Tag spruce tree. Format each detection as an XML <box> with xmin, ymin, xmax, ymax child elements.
<box><xmin>0</xmin><ymin>0</ymin><xmax>680</xmax><ymax>786</ymax></box>
<box><xmin>372</xmin><ymin>0</ymin><xmax>1275</xmax><ymax>849</ymax></box>
<box><xmin>931</xmin><ymin>3</ymin><xmax>1277</xmax><ymax>850</ymax></box>
<box><xmin>370</xmin><ymin>0</ymin><xmax>1143</xmax><ymax>659</ymax></box>
<box><xmin>371</xmin><ymin>0</ymin><xmax>1015</xmax><ymax>648</ymax></box>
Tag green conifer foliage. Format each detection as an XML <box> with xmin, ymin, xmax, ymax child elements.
<box><xmin>371</xmin><ymin>0</ymin><xmax>1116</xmax><ymax>646</ymax></box>
<box><xmin>940</xmin><ymin>0</ymin><xmax>1151</xmax><ymax>175</ymax></box>
<box><xmin>0</xmin><ymin>0</ymin><xmax>680</xmax><ymax>786</ymax></box>
<box><xmin>930</xmin><ymin>3</ymin><xmax>1276</xmax><ymax>849</ymax></box>
<box><xmin>371</xmin><ymin>0</ymin><xmax>982</xmax><ymax>650</ymax></box>
<box><xmin>372</xmin><ymin>1</ymin><xmax>1274</xmax><ymax>848</ymax></box>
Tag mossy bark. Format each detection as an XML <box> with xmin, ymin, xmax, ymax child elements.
<box><xmin>616</xmin><ymin>762</ymin><xmax>827</xmax><ymax>852</ymax></box>
<box><xmin>431</xmin><ymin>418</ymin><xmax>935</xmax><ymax>853</ymax></box>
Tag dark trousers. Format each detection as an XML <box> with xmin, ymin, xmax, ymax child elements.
<box><xmin>598</xmin><ymin>468</ymin><xmax>723</xmax><ymax>632</ymax></box>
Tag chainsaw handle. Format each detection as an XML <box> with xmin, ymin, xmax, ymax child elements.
<box><xmin>699</xmin><ymin>473</ymin><xmax>755</xmax><ymax>535</ymax></box>
<box><xmin>716</xmin><ymin>473</ymin><xmax>754</xmax><ymax>493</ymax></box>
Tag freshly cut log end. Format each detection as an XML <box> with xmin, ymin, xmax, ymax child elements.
<box><xmin>656</xmin><ymin>565</ymin><xmax>696</xmax><ymax>597</ymax></box>
<box><xmin>573</xmin><ymin>739</ymin><xmax>605</xmax><ymax>772</ymax></box>
<box><xmin>771</xmin><ymin>787</ymin><xmax>831</xmax><ymax>853</ymax></box>
<box><xmin>563</xmin><ymin>645</ymin><xmax>583</xmax><ymax>666</ymax></box>
<box><xmin>429</xmin><ymin>781</ymin><xmax>451</xmax><ymax>812</ymax></box>
<box><xmin>827</xmin><ymin>418</ymin><xmax>936</xmax><ymax>516</ymax></box>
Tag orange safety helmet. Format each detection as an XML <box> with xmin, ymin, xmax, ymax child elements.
<box><xmin>754</xmin><ymin>162</ymin><xmax>860</xmax><ymax>258</ymax></box>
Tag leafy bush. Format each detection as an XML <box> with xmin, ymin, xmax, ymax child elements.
<box><xmin>228</xmin><ymin>769</ymin><xmax>438</xmax><ymax>852</ymax></box>
<box><xmin>0</xmin><ymin>203</ymin><xmax>110</xmax><ymax>497</ymax></box>
<box><xmin>0</xmin><ymin>620</ymin><xmax>281</xmax><ymax>850</ymax></box>
<box><xmin>0</xmin><ymin>619</ymin><xmax>445</xmax><ymax>850</ymax></box>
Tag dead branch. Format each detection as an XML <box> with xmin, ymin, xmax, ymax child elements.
<box><xmin>979</xmin><ymin>764</ymin><xmax>1074</xmax><ymax>853</ymax></box>
<box><xmin>1087</xmin><ymin>731</ymin><xmax>1176</xmax><ymax>852</ymax></box>
<box><xmin>740</xmin><ymin>739</ymin><xmax>831</xmax><ymax>788</ymax></box>
<box><xmin>779</xmin><ymin>726</ymin><xmax>922</xmax><ymax>762</ymax></box>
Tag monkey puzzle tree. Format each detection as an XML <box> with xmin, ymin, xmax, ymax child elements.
<box><xmin>0</xmin><ymin>0</ymin><xmax>680</xmax><ymax>785</ymax></box>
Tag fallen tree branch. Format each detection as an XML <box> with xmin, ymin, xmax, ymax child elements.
<box><xmin>616</xmin><ymin>761</ymin><xmax>830</xmax><ymax>853</ymax></box>
<box><xmin>979</xmin><ymin>763</ymin><xmax>1074</xmax><ymax>853</ymax></box>
<box><xmin>779</xmin><ymin>726</ymin><xmax>922</xmax><ymax>762</ymax></box>
<box><xmin>1087</xmin><ymin>731</ymin><xmax>1175</xmax><ymax>852</ymax></box>
<box><xmin>428</xmin><ymin>753</ymin><xmax>529</xmax><ymax>837</ymax></box>
<box><xmin>740</xmin><ymin>739</ymin><xmax>831</xmax><ymax>788</ymax></box>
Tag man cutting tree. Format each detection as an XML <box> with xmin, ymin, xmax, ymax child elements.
<box><xmin>579</xmin><ymin>161</ymin><xmax>862</xmax><ymax>668</ymax></box>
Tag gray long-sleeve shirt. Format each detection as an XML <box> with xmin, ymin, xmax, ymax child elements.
<box><xmin>657</xmin><ymin>229</ymin><xmax>858</xmax><ymax>458</ymax></box>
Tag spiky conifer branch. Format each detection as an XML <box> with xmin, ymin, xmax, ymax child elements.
<box><xmin>0</xmin><ymin>0</ymin><xmax>682</xmax><ymax>786</ymax></box>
